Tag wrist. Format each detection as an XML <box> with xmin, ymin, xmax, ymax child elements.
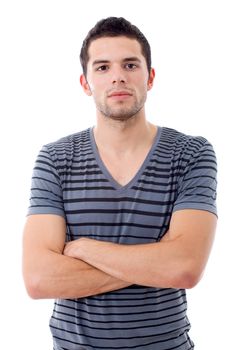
<box><xmin>77</xmin><ymin>238</ymin><xmax>90</xmax><ymax>260</ymax></box>
<box><xmin>78</xmin><ymin>238</ymin><xmax>108</xmax><ymax>266</ymax></box>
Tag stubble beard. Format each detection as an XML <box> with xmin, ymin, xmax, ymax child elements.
<box><xmin>95</xmin><ymin>94</ymin><xmax>147</xmax><ymax>122</ymax></box>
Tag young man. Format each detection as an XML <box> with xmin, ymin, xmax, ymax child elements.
<box><xmin>23</xmin><ymin>17</ymin><xmax>217</xmax><ymax>350</ymax></box>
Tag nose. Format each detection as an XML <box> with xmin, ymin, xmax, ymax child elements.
<box><xmin>111</xmin><ymin>66</ymin><xmax>127</xmax><ymax>84</ymax></box>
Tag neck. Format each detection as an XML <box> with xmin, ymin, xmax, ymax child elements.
<box><xmin>93</xmin><ymin>112</ymin><xmax>157</xmax><ymax>155</ymax></box>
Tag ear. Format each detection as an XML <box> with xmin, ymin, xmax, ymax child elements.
<box><xmin>147</xmin><ymin>68</ymin><xmax>155</xmax><ymax>91</ymax></box>
<box><xmin>80</xmin><ymin>74</ymin><xmax>92</xmax><ymax>96</ymax></box>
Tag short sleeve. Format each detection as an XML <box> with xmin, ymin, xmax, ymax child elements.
<box><xmin>173</xmin><ymin>139</ymin><xmax>217</xmax><ymax>216</ymax></box>
<box><xmin>27</xmin><ymin>145</ymin><xmax>65</xmax><ymax>218</ymax></box>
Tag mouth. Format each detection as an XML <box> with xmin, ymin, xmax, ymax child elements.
<box><xmin>108</xmin><ymin>90</ymin><xmax>133</xmax><ymax>99</ymax></box>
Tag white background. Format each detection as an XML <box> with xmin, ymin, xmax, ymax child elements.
<box><xmin>0</xmin><ymin>0</ymin><xmax>232</xmax><ymax>349</ymax></box>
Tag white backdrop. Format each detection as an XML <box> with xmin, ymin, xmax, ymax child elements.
<box><xmin>0</xmin><ymin>0</ymin><xmax>232</xmax><ymax>349</ymax></box>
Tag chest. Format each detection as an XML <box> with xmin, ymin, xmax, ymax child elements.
<box><xmin>63</xmin><ymin>157</ymin><xmax>177</xmax><ymax>244</ymax></box>
<box><xmin>62</xmin><ymin>129</ymin><xmax>181</xmax><ymax>243</ymax></box>
<box><xmin>99</xmin><ymin>151</ymin><xmax>149</xmax><ymax>187</ymax></box>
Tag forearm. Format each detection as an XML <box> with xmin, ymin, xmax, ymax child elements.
<box><xmin>64</xmin><ymin>211</ymin><xmax>216</xmax><ymax>289</ymax></box>
<box><xmin>23</xmin><ymin>249</ymin><xmax>130</xmax><ymax>299</ymax></box>
<box><xmin>70</xmin><ymin>241</ymin><xmax>182</xmax><ymax>288</ymax></box>
<box><xmin>64</xmin><ymin>238</ymin><xmax>198</xmax><ymax>289</ymax></box>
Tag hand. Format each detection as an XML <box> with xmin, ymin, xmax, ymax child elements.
<box><xmin>63</xmin><ymin>237</ymin><xmax>90</xmax><ymax>259</ymax></box>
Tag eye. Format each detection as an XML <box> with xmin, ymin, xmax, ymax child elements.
<box><xmin>96</xmin><ymin>65</ymin><xmax>109</xmax><ymax>72</ymax></box>
<box><xmin>125</xmin><ymin>63</ymin><xmax>137</xmax><ymax>70</ymax></box>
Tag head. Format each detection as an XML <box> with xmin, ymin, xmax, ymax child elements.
<box><xmin>79</xmin><ymin>17</ymin><xmax>155</xmax><ymax>123</ymax></box>
<box><xmin>80</xmin><ymin>17</ymin><xmax>152</xmax><ymax>77</ymax></box>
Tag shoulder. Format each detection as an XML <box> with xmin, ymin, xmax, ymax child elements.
<box><xmin>35</xmin><ymin>128</ymin><xmax>92</xmax><ymax>174</ymax></box>
<box><xmin>44</xmin><ymin>128</ymin><xmax>91</xmax><ymax>152</ymax></box>
<box><xmin>161</xmin><ymin>126</ymin><xmax>209</xmax><ymax>146</ymax></box>
<box><xmin>160</xmin><ymin>126</ymin><xmax>215</xmax><ymax>158</ymax></box>
<box><xmin>40</xmin><ymin>128</ymin><xmax>91</xmax><ymax>160</ymax></box>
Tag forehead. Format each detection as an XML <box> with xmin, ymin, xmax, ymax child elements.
<box><xmin>87</xmin><ymin>36</ymin><xmax>144</xmax><ymax>63</ymax></box>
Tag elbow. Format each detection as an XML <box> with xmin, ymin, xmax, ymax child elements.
<box><xmin>179</xmin><ymin>271</ymin><xmax>201</xmax><ymax>289</ymax></box>
<box><xmin>23</xmin><ymin>273</ymin><xmax>46</xmax><ymax>299</ymax></box>
<box><xmin>174</xmin><ymin>268</ymin><xmax>202</xmax><ymax>289</ymax></box>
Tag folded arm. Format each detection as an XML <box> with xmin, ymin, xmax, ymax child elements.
<box><xmin>22</xmin><ymin>214</ymin><xmax>130</xmax><ymax>300</ymax></box>
<box><xmin>64</xmin><ymin>209</ymin><xmax>217</xmax><ymax>289</ymax></box>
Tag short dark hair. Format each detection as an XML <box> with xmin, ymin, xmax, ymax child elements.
<box><xmin>80</xmin><ymin>17</ymin><xmax>151</xmax><ymax>76</ymax></box>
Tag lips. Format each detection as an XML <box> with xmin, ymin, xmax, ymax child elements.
<box><xmin>108</xmin><ymin>90</ymin><xmax>133</xmax><ymax>97</ymax></box>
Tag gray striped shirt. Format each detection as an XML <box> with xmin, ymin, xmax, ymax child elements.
<box><xmin>28</xmin><ymin>126</ymin><xmax>217</xmax><ymax>349</ymax></box>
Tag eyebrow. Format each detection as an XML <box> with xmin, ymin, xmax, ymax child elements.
<box><xmin>92</xmin><ymin>57</ymin><xmax>142</xmax><ymax>66</ymax></box>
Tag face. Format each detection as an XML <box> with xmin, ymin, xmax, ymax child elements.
<box><xmin>80</xmin><ymin>36</ymin><xmax>155</xmax><ymax>122</ymax></box>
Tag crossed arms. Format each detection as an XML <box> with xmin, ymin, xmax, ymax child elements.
<box><xmin>22</xmin><ymin>209</ymin><xmax>217</xmax><ymax>299</ymax></box>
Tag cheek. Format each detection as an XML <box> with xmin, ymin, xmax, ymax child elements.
<box><xmin>91</xmin><ymin>81</ymin><xmax>108</xmax><ymax>99</ymax></box>
<box><xmin>88</xmin><ymin>78</ymin><xmax>102</xmax><ymax>94</ymax></box>
<box><xmin>135</xmin><ymin>80</ymin><xmax>148</xmax><ymax>96</ymax></box>
<box><xmin>132</xmin><ymin>73</ymin><xmax>148</xmax><ymax>89</ymax></box>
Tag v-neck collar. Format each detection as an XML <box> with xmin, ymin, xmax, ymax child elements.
<box><xmin>90</xmin><ymin>126</ymin><xmax>162</xmax><ymax>193</ymax></box>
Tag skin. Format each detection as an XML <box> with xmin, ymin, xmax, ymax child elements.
<box><xmin>64</xmin><ymin>210</ymin><xmax>217</xmax><ymax>289</ymax></box>
<box><xmin>81</xmin><ymin>36</ymin><xmax>157</xmax><ymax>186</ymax></box>
<box><xmin>23</xmin><ymin>215</ymin><xmax>130</xmax><ymax>299</ymax></box>
<box><xmin>22</xmin><ymin>36</ymin><xmax>217</xmax><ymax>299</ymax></box>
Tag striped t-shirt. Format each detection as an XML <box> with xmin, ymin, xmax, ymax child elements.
<box><xmin>28</xmin><ymin>126</ymin><xmax>217</xmax><ymax>350</ymax></box>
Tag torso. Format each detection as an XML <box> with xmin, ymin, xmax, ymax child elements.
<box><xmin>28</xmin><ymin>126</ymin><xmax>217</xmax><ymax>349</ymax></box>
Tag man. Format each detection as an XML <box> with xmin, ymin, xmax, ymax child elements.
<box><xmin>23</xmin><ymin>17</ymin><xmax>217</xmax><ymax>350</ymax></box>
